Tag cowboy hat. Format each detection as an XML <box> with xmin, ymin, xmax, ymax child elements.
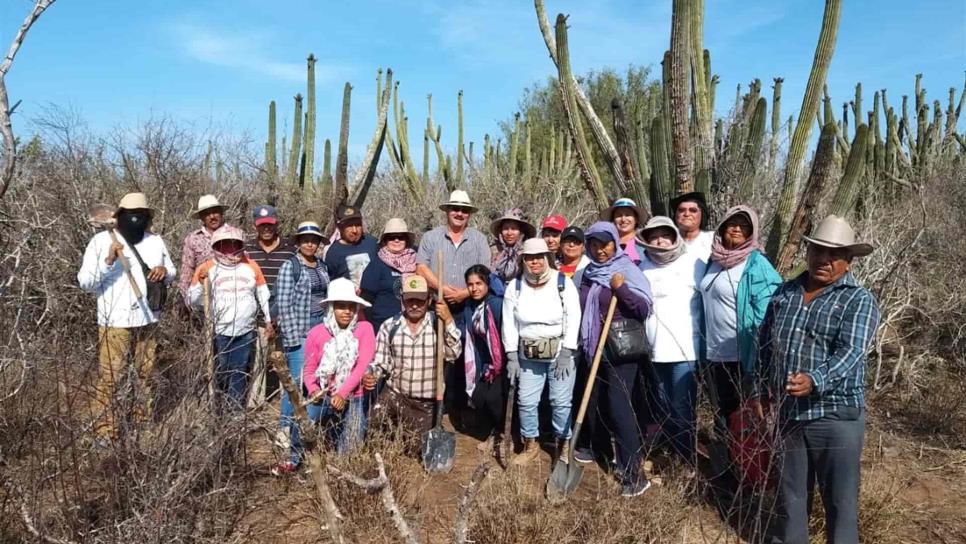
<box><xmin>114</xmin><ymin>192</ymin><xmax>155</xmax><ymax>218</ymax></box>
<box><xmin>490</xmin><ymin>208</ymin><xmax>536</xmax><ymax>239</ymax></box>
<box><xmin>380</xmin><ymin>217</ymin><xmax>415</xmax><ymax>246</ymax></box>
<box><xmin>193</xmin><ymin>194</ymin><xmax>224</xmax><ymax>217</ymax></box>
<box><xmin>439</xmin><ymin>189</ymin><xmax>478</xmax><ymax>212</ymax></box>
<box><xmin>601</xmin><ymin>197</ymin><xmax>647</xmax><ymax>223</ymax></box>
<box><xmin>802</xmin><ymin>215</ymin><xmax>874</xmax><ymax>257</ymax></box>
<box><xmin>320</xmin><ymin>278</ymin><xmax>371</xmax><ymax>308</ymax></box>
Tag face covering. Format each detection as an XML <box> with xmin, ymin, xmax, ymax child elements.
<box><xmin>116</xmin><ymin>211</ymin><xmax>150</xmax><ymax>244</ymax></box>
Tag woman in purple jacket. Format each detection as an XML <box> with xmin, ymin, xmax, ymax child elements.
<box><xmin>576</xmin><ymin>221</ymin><xmax>653</xmax><ymax>498</ymax></box>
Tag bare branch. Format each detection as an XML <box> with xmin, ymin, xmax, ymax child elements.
<box><xmin>0</xmin><ymin>0</ymin><xmax>56</xmax><ymax>200</ymax></box>
<box><xmin>451</xmin><ymin>463</ymin><xmax>489</xmax><ymax>544</ymax></box>
<box><xmin>330</xmin><ymin>453</ymin><xmax>420</xmax><ymax>544</ymax></box>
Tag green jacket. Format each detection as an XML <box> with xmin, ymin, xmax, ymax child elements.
<box><xmin>735</xmin><ymin>250</ymin><xmax>783</xmax><ymax>373</ymax></box>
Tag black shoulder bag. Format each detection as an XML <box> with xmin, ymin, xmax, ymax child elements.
<box><xmin>129</xmin><ymin>243</ymin><xmax>168</xmax><ymax>312</ymax></box>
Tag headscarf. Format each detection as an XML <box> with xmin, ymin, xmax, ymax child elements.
<box><xmin>492</xmin><ymin>234</ymin><xmax>523</xmax><ymax>280</ymax></box>
<box><xmin>580</xmin><ymin>222</ymin><xmax>652</xmax><ymax>355</ymax></box>
<box><xmin>378</xmin><ymin>245</ymin><xmax>418</xmax><ymax>275</ymax></box>
<box><xmin>711</xmin><ymin>205</ymin><xmax>761</xmax><ymax>269</ymax></box>
<box><xmin>316</xmin><ymin>306</ymin><xmax>360</xmax><ymax>394</ymax></box>
<box><xmin>637</xmin><ymin>216</ymin><xmax>687</xmax><ymax>266</ymax></box>
<box><xmin>522</xmin><ymin>254</ymin><xmax>553</xmax><ymax>286</ymax></box>
<box><xmin>463</xmin><ymin>295</ymin><xmax>504</xmax><ymax>398</ymax></box>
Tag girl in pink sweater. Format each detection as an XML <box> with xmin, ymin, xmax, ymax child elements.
<box><xmin>299</xmin><ymin>278</ymin><xmax>376</xmax><ymax>455</ymax></box>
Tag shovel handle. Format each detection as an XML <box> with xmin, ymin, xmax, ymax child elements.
<box><xmin>203</xmin><ymin>279</ymin><xmax>215</xmax><ymax>399</ymax></box>
<box><xmin>435</xmin><ymin>250</ymin><xmax>445</xmax><ymax>403</ymax></box>
<box><xmin>572</xmin><ymin>295</ymin><xmax>619</xmax><ymax>427</ymax></box>
<box><xmin>107</xmin><ymin>229</ymin><xmax>144</xmax><ymax>300</ymax></box>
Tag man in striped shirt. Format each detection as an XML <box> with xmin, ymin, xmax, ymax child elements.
<box><xmin>363</xmin><ymin>276</ymin><xmax>461</xmax><ymax>444</ymax></box>
<box><xmin>245</xmin><ymin>205</ymin><xmax>296</xmax><ymax>406</ymax></box>
<box><xmin>755</xmin><ymin>215</ymin><xmax>880</xmax><ymax>544</ymax></box>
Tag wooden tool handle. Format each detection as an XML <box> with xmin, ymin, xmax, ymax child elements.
<box><xmin>435</xmin><ymin>250</ymin><xmax>445</xmax><ymax>402</ymax></box>
<box><xmin>572</xmin><ymin>295</ymin><xmax>619</xmax><ymax>427</ymax></box>
<box><xmin>107</xmin><ymin>229</ymin><xmax>144</xmax><ymax>300</ymax></box>
<box><xmin>203</xmin><ymin>279</ymin><xmax>215</xmax><ymax>399</ymax></box>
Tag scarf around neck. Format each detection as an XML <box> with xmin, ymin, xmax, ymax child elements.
<box><xmin>463</xmin><ymin>297</ymin><xmax>504</xmax><ymax>399</ymax></box>
<box><xmin>316</xmin><ymin>309</ymin><xmax>360</xmax><ymax>394</ymax></box>
<box><xmin>523</xmin><ymin>255</ymin><xmax>553</xmax><ymax>286</ymax></box>
<box><xmin>493</xmin><ymin>235</ymin><xmax>523</xmax><ymax>280</ymax></box>
<box><xmin>378</xmin><ymin>246</ymin><xmax>417</xmax><ymax>274</ymax></box>
<box><xmin>711</xmin><ymin>205</ymin><xmax>761</xmax><ymax>269</ymax></box>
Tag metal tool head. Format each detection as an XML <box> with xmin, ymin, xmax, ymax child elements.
<box><xmin>87</xmin><ymin>203</ymin><xmax>116</xmax><ymax>228</ymax></box>
<box><xmin>422</xmin><ymin>427</ymin><xmax>456</xmax><ymax>474</ymax></box>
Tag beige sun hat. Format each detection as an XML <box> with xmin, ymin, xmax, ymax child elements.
<box><xmin>114</xmin><ymin>192</ymin><xmax>155</xmax><ymax>218</ymax></box>
<box><xmin>802</xmin><ymin>215</ymin><xmax>874</xmax><ymax>257</ymax></box>
<box><xmin>439</xmin><ymin>189</ymin><xmax>478</xmax><ymax>213</ymax></box>
<box><xmin>380</xmin><ymin>218</ymin><xmax>416</xmax><ymax>246</ymax></box>
<box><xmin>210</xmin><ymin>226</ymin><xmax>245</xmax><ymax>247</ymax></box>
<box><xmin>193</xmin><ymin>194</ymin><xmax>224</xmax><ymax>217</ymax></box>
<box><xmin>520</xmin><ymin>238</ymin><xmax>551</xmax><ymax>255</ymax></box>
<box><xmin>320</xmin><ymin>278</ymin><xmax>372</xmax><ymax>308</ymax></box>
<box><xmin>490</xmin><ymin>208</ymin><xmax>536</xmax><ymax>240</ymax></box>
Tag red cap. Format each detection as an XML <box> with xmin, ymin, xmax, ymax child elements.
<box><xmin>541</xmin><ymin>214</ymin><xmax>567</xmax><ymax>232</ymax></box>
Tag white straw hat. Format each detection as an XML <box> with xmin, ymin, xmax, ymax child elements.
<box><xmin>381</xmin><ymin>217</ymin><xmax>415</xmax><ymax>246</ymax></box>
<box><xmin>439</xmin><ymin>190</ymin><xmax>478</xmax><ymax>212</ymax></box>
<box><xmin>320</xmin><ymin>278</ymin><xmax>371</xmax><ymax>307</ymax></box>
<box><xmin>193</xmin><ymin>194</ymin><xmax>224</xmax><ymax>217</ymax></box>
<box><xmin>802</xmin><ymin>215</ymin><xmax>874</xmax><ymax>257</ymax></box>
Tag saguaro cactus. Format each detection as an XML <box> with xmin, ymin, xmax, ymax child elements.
<box><xmin>302</xmin><ymin>54</ymin><xmax>318</xmax><ymax>186</ymax></box>
<box><xmin>650</xmin><ymin>116</ymin><xmax>673</xmax><ymax>216</ymax></box>
<box><xmin>266</xmin><ymin>100</ymin><xmax>277</xmax><ymax>179</ymax></box>
<box><xmin>335</xmin><ymin>83</ymin><xmax>352</xmax><ymax>199</ymax></box>
<box><xmin>286</xmin><ymin>94</ymin><xmax>303</xmax><ymax>186</ymax></box>
<box><xmin>828</xmin><ymin>124</ymin><xmax>870</xmax><ymax>216</ymax></box>
<box><xmin>668</xmin><ymin>0</ymin><xmax>693</xmax><ymax>192</ymax></box>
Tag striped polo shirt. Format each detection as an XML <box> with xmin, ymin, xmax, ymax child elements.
<box><xmin>246</xmin><ymin>240</ymin><xmax>297</xmax><ymax>318</ymax></box>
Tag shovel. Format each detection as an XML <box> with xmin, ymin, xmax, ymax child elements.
<box><xmin>546</xmin><ymin>295</ymin><xmax>619</xmax><ymax>501</ymax></box>
<box><xmin>203</xmin><ymin>279</ymin><xmax>216</xmax><ymax>401</ymax></box>
<box><xmin>422</xmin><ymin>252</ymin><xmax>455</xmax><ymax>473</ymax></box>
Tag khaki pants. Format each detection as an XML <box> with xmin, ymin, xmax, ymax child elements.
<box><xmin>247</xmin><ymin>325</ymin><xmax>281</xmax><ymax>408</ymax></box>
<box><xmin>93</xmin><ymin>325</ymin><xmax>157</xmax><ymax>438</ymax></box>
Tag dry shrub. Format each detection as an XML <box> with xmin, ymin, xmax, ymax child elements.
<box><xmin>807</xmin><ymin>459</ymin><xmax>904</xmax><ymax>544</ymax></box>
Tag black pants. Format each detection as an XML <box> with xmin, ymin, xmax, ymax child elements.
<box><xmin>699</xmin><ymin>361</ymin><xmax>743</xmax><ymax>440</ymax></box>
<box><xmin>596</xmin><ymin>358</ymin><xmax>645</xmax><ymax>483</ymax></box>
<box><xmin>470</xmin><ymin>377</ymin><xmax>508</xmax><ymax>437</ymax></box>
<box><xmin>772</xmin><ymin>408</ymin><xmax>864</xmax><ymax>544</ymax></box>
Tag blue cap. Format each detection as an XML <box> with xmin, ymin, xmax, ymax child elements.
<box><xmin>253</xmin><ymin>205</ymin><xmax>278</xmax><ymax>225</ymax></box>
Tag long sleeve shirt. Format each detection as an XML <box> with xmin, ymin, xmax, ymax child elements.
<box><xmin>756</xmin><ymin>271</ymin><xmax>881</xmax><ymax>422</ymax></box>
<box><xmin>302</xmin><ymin>321</ymin><xmax>376</xmax><ymax>399</ymax></box>
<box><xmin>372</xmin><ymin>314</ymin><xmax>462</xmax><ymax>400</ymax></box>
<box><xmin>639</xmin><ymin>251</ymin><xmax>707</xmax><ymax>362</ymax></box>
<box><xmin>501</xmin><ymin>271</ymin><xmax>581</xmax><ymax>353</ymax></box>
<box><xmin>77</xmin><ymin>231</ymin><xmax>175</xmax><ymax>328</ymax></box>
<box><xmin>276</xmin><ymin>256</ymin><xmax>330</xmax><ymax>348</ymax></box>
<box><xmin>187</xmin><ymin>257</ymin><xmax>271</xmax><ymax>337</ymax></box>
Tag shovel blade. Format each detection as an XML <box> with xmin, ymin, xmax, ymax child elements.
<box><xmin>546</xmin><ymin>458</ymin><xmax>583</xmax><ymax>502</ymax></box>
<box><xmin>422</xmin><ymin>427</ymin><xmax>456</xmax><ymax>474</ymax></box>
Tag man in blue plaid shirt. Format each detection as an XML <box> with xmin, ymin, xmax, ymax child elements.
<box><xmin>755</xmin><ymin>215</ymin><xmax>880</xmax><ymax>544</ymax></box>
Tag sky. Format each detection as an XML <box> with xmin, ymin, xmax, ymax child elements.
<box><xmin>2</xmin><ymin>0</ymin><xmax>964</xmax><ymax>164</ymax></box>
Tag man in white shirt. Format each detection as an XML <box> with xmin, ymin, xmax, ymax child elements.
<box><xmin>78</xmin><ymin>193</ymin><xmax>175</xmax><ymax>440</ymax></box>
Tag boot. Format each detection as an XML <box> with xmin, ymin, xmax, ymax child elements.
<box><xmin>556</xmin><ymin>438</ymin><xmax>571</xmax><ymax>465</ymax></box>
<box><xmin>512</xmin><ymin>438</ymin><xmax>540</xmax><ymax>466</ymax></box>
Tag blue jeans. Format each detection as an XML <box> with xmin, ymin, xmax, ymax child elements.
<box><xmin>313</xmin><ymin>395</ymin><xmax>367</xmax><ymax>455</ymax></box>
<box><xmin>280</xmin><ymin>344</ymin><xmax>320</xmax><ymax>464</ymax></box>
<box><xmin>213</xmin><ymin>331</ymin><xmax>255</xmax><ymax>413</ymax></box>
<box><xmin>518</xmin><ymin>355</ymin><xmax>576</xmax><ymax>440</ymax></box>
<box><xmin>648</xmin><ymin>361</ymin><xmax>697</xmax><ymax>464</ymax></box>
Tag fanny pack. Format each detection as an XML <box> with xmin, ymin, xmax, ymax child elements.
<box><xmin>520</xmin><ymin>337</ymin><xmax>560</xmax><ymax>361</ymax></box>
<box><xmin>605</xmin><ymin>318</ymin><xmax>648</xmax><ymax>362</ymax></box>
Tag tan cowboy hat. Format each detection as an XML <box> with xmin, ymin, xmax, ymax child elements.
<box><xmin>114</xmin><ymin>192</ymin><xmax>155</xmax><ymax>218</ymax></box>
<box><xmin>439</xmin><ymin>189</ymin><xmax>478</xmax><ymax>212</ymax></box>
<box><xmin>490</xmin><ymin>208</ymin><xmax>536</xmax><ymax>239</ymax></box>
<box><xmin>380</xmin><ymin>217</ymin><xmax>415</xmax><ymax>246</ymax></box>
<box><xmin>193</xmin><ymin>194</ymin><xmax>224</xmax><ymax>217</ymax></box>
<box><xmin>802</xmin><ymin>215</ymin><xmax>874</xmax><ymax>257</ymax></box>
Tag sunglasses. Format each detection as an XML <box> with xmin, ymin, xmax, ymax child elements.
<box><xmin>677</xmin><ymin>206</ymin><xmax>701</xmax><ymax>214</ymax></box>
<box><xmin>449</xmin><ymin>206</ymin><xmax>472</xmax><ymax>215</ymax></box>
<box><xmin>383</xmin><ymin>234</ymin><xmax>409</xmax><ymax>242</ymax></box>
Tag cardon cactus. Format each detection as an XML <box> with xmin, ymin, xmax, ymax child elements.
<box><xmin>266</xmin><ymin>100</ymin><xmax>277</xmax><ymax>179</ymax></box>
<box><xmin>828</xmin><ymin>123</ymin><xmax>870</xmax><ymax>217</ymax></box>
<box><xmin>668</xmin><ymin>0</ymin><xmax>693</xmax><ymax>192</ymax></box>
<box><xmin>650</xmin><ymin>116</ymin><xmax>673</xmax><ymax>216</ymax></box>
<box><xmin>303</xmin><ymin>54</ymin><xmax>317</xmax><ymax>186</ymax></box>
<box><xmin>335</xmin><ymin>83</ymin><xmax>352</xmax><ymax>199</ymax></box>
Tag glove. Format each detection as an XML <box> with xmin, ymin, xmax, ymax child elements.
<box><xmin>552</xmin><ymin>348</ymin><xmax>575</xmax><ymax>380</ymax></box>
<box><xmin>506</xmin><ymin>351</ymin><xmax>521</xmax><ymax>387</ymax></box>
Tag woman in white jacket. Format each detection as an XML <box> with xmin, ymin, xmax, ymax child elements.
<box><xmin>637</xmin><ymin>216</ymin><xmax>706</xmax><ymax>466</ymax></box>
<box><xmin>502</xmin><ymin>238</ymin><xmax>581</xmax><ymax>466</ymax></box>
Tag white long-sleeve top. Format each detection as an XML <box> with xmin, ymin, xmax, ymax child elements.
<box><xmin>77</xmin><ymin>231</ymin><xmax>175</xmax><ymax>328</ymax></box>
<box><xmin>502</xmin><ymin>270</ymin><xmax>581</xmax><ymax>353</ymax></box>
<box><xmin>187</xmin><ymin>257</ymin><xmax>272</xmax><ymax>337</ymax></box>
<box><xmin>639</xmin><ymin>251</ymin><xmax>706</xmax><ymax>362</ymax></box>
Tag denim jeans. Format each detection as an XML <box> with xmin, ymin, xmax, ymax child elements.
<box><xmin>517</xmin><ymin>355</ymin><xmax>576</xmax><ymax>440</ymax></box>
<box><xmin>280</xmin><ymin>344</ymin><xmax>321</xmax><ymax>464</ymax></box>
<box><xmin>212</xmin><ymin>331</ymin><xmax>255</xmax><ymax>413</ymax></box>
<box><xmin>313</xmin><ymin>395</ymin><xmax>367</xmax><ymax>455</ymax></box>
<box><xmin>648</xmin><ymin>360</ymin><xmax>697</xmax><ymax>464</ymax></box>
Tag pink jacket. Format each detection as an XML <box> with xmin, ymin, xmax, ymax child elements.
<box><xmin>302</xmin><ymin>321</ymin><xmax>376</xmax><ymax>399</ymax></box>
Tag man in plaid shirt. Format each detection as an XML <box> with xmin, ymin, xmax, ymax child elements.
<box><xmin>754</xmin><ymin>215</ymin><xmax>880</xmax><ymax>544</ymax></box>
<box><xmin>364</xmin><ymin>275</ymin><xmax>461</xmax><ymax>442</ymax></box>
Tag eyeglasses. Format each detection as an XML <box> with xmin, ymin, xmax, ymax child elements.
<box><xmin>562</xmin><ymin>239</ymin><xmax>583</xmax><ymax>246</ymax></box>
<box><xmin>677</xmin><ymin>206</ymin><xmax>701</xmax><ymax>215</ymax></box>
<box><xmin>383</xmin><ymin>234</ymin><xmax>408</xmax><ymax>242</ymax></box>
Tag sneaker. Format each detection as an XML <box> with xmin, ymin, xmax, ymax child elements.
<box><xmin>270</xmin><ymin>461</ymin><xmax>299</xmax><ymax>476</ymax></box>
<box><xmin>573</xmin><ymin>448</ymin><xmax>595</xmax><ymax>465</ymax></box>
<box><xmin>274</xmin><ymin>429</ymin><xmax>291</xmax><ymax>450</ymax></box>
<box><xmin>620</xmin><ymin>478</ymin><xmax>651</xmax><ymax>498</ymax></box>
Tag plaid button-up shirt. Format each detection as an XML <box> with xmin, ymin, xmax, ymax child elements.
<box><xmin>276</xmin><ymin>255</ymin><xmax>329</xmax><ymax>348</ymax></box>
<box><xmin>756</xmin><ymin>271</ymin><xmax>880</xmax><ymax>422</ymax></box>
<box><xmin>178</xmin><ymin>225</ymin><xmax>232</xmax><ymax>300</ymax></box>
<box><xmin>373</xmin><ymin>313</ymin><xmax>462</xmax><ymax>400</ymax></box>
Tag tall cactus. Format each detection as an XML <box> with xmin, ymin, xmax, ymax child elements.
<box><xmin>735</xmin><ymin>97</ymin><xmax>767</xmax><ymax>201</ymax></box>
<box><xmin>334</xmin><ymin>83</ymin><xmax>352</xmax><ymax>200</ymax></box>
<box><xmin>456</xmin><ymin>90</ymin><xmax>465</xmax><ymax>186</ymax></box>
<box><xmin>286</xmin><ymin>94</ymin><xmax>303</xmax><ymax>187</ymax></box>
<box><xmin>266</xmin><ymin>100</ymin><xmax>277</xmax><ymax>179</ymax></box>
<box><xmin>650</xmin><ymin>116</ymin><xmax>673</xmax><ymax>216</ymax></box>
<box><xmin>828</xmin><ymin>124</ymin><xmax>870</xmax><ymax>216</ymax></box>
<box><xmin>321</xmin><ymin>139</ymin><xmax>333</xmax><ymax>186</ymax></box>
<box><xmin>766</xmin><ymin>0</ymin><xmax>842</xmax><ymax>261</ymax></box>
<box><xmin>689</xmin><ymin>0</ymin><xmax>713</xmax><ymax>194</ymax></box>
<box><xmin>303</xmin><ymin>54</ymin><xmax>317</xmax><ymax>186</ymax></box>
<box><xmin>769</xmin><ymin>78</ymin><xmax>783</xmax><ymax>167</ymax></box>
<box><xmin>668</xmin><ymin>0</ymin><xmax>693</xmax><ymax>192</ymax></box>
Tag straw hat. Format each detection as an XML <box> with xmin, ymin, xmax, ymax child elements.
<box><xmin>601</xmin><ymin>197</ymin><xmax>647</xmax><ymax>223</ymax></box>
<box><xmin>380</xmin><ymin>218</ymin><xmax>415</xmax><ymax>247</ymax></box>
<box><xmin>320</xmin><ymin>278</ymin><xmax>371</xmax><ymax>308</ymax></box>
<box><xmin>439</xmin><ymin>190</ymin><xmax>478</xmax><ymax>212</ymax></box>
<box><xmin>114</xmin><ymin>192</ymin><xmax>154</xmax><ymax>218</ymax></box>
<box><xmin>520</xmin><ymin>238</ymin><xmax>551</xmax><ymax>255</ymax></box>
<box><xmin>193</xmin><ymin>194</ymin><xmax>224</xmax><ymax>217</ymax></box>
<box><xmin>802</xmin><ymin>215</ymin><xmax>874</xmax><ymax>257</ymax></box>
<box><xmin>490</xmin><ymin>208</ymin><xmax>536</xmax><ymax>239</ymax></box>
<box><xmin>291</xmin><ymin>221</ymin><xmax>329</xmax><ymax>245</ymax></box>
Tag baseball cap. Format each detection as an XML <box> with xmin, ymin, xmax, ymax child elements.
<box><xmin>253</xmin><ymin>205</ymin><xmax>278</xmax><ymax>226</ymax></box>
<box><xmin>541</xmin><ymin>214</ymin><xmax>567</xmax><ymax>232</ymax></box>
<box><xmin>401</xmin><ymin>275</ymin><xmax>430</xmax><ymax>299</ymax></box>
<box><xmin>561</xmin><ymin>226</ymin><xmax>585</xmax><ymax>243</ymax></box>
<box><xmin>335</xmin><ymin>204</ymin><xmax>363</xmax><ymax>225</ymax></box>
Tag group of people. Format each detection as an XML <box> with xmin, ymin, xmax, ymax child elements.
<box><xmin>79</xmin><ymin>188</ymin><xmax>880</xmax><ymax>543</ymax></box>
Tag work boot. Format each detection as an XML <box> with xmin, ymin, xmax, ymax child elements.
<box><xmin>556</xmin><ymin>438</ymin><xmax>571</xmax><ymax>465</ymax></box>
<box><xmin>512</xmin><ymin>438</ymin><xmax>540</xmax><ymax>466</ymax></box>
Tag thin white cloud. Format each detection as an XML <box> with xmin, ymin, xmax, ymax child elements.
<box><xmin>167</xmin><ymin>22</ymin><xmax>340</xmax><ymax>83</ymax></box>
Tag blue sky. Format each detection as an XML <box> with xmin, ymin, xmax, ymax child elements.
<box><xmin>2</xmin><ymin>0</ymin><xmax>963</xmax><ymax>163</ymax></box>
